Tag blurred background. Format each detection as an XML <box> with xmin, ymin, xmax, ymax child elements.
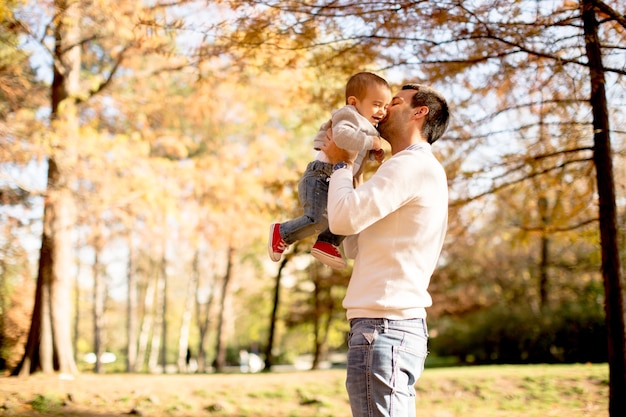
<box><xmin>0</xmin><ymin>0</ymin><xmax>624</xmax><ymax>376</ymax></box>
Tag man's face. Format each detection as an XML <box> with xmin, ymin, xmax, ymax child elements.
<box><xmin>377</xmin><ymin>89</ymin><xmax>415</xmax><ymax>140</ymax></box>
<box><xmin>352</xmin><ymin>84</ymin><xmax>392</xmax><ymax>126</ymax></box>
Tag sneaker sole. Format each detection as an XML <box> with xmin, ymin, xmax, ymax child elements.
<box><xmin>311</xmin><ymin>248</ymin><xmax>347</xmax><ymax>269</ymax></box>
<box><xmin>268</xmin><ymin>224</ymin><xmax>282</xmax><ymax>262</ymax></box>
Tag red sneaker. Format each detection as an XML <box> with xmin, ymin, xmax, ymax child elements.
<box><xmin>268</xmin><ymin>223</ymin><xmax>289</xmax><ymax>262</ymax></box>
<box><xmin>311</xmin><ymin>241</ymin><xmax>347</xmax><ymax>269</ymax></box>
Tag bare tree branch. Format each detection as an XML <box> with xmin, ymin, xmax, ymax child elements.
<box><xmin>592</xmin><ymin>0</ymin><xmax>626</xmax><ymax>29</ymax></box>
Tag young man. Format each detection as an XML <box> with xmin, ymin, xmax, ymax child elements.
<box><xmin>322</xmin><ymin>83</ymin><xmax>450</xmax><ymax>417</ymax></box>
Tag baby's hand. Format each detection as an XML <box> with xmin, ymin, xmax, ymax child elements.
<box><xmin>370</xmin><ymin>149</ymin><xmax>385</xmax><ymax>163</ymax></box>
<box><xmin>372</xmin><ymin>135</ymin><xmax>382</xmax><ymax>150</ymax></box>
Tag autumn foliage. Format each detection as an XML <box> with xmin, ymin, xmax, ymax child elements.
<box><xmin>0</xmin><ymin>3</ymin><xmax>624</xmax><ymax>413</ymax></box>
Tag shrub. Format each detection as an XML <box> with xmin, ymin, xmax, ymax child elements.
<box><xmin>429</xmin><ymin>301</ymin><xmax>607</xmax><ymax>364</ymax></box>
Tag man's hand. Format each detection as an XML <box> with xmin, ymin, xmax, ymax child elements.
<box><xmin>321</xmin><ymin>128</ymin><xmax>358</xmax><ymax>164</ymax></box>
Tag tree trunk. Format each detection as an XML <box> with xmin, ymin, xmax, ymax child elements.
<box><xmin>178</xmin><ymin>252</ymin><xmax>198</xmax><ymax>372</ymax></box>
<box><xmin>135</xmin><ymin>269</ymin><xmax>156</xmax><ymax>372</ymax></box>
<box><xmin>581</xmin><ymin>2</ymin><xmax>626</xmax><ymax>416</ymax></box>
<box><xmin>213</xmin><ymin>246</ymin><xmax>234</xmax><ymax>373</ymax></box>
<box><xmin>160</xmin><ymin>252</ymin><xmax>167</xmax><ymax>372</ymax></box>
<box><xmin>195</xmin><ymin>250</ymin><xmax>215</xmax><ymax>373</ymax></box>
<box><xmin>148</xmin><ymin>258</ymin><xmax>165</xmax><ymax>372</ymax></box>
<box><xmin>92</xmin><ymin>232</ymin><xmax>105</xmax><ymax>374</ymax></box>
<box><xmin>538</xmin><ymin>196</ymin><xmax>549</xmax><ymax>311</ymax></box>
<box><xmin>264</xmin><ymin>256</ymin><xmax>288</xmax><ymax>371</ymax></box>
<box><xmin>73</xmin><ymin>249</ymin><xmax>81</xmax><ymax>365</ymax></box>
<box><xmin>311</xmin><ymin>267</ymin><xmax>323</xmax><ymax>370</ymax></box>
<box><xmin>311</xmin><ymin>269</ymin><xmax>333</xmax><ymax>371</ymax></box>
<box><xmin>12</xmin><ymin>0</ymin><xmax>80</xmax><ymax>377</ymax></box>
<box><xmin>126</xmin><ymin>234</ymin><xmax>138</xmax><ymax>372</ymax></box>
<box><xmin>195</xmin><ymin>293</ymin><xmax>210</xmax><ymax>373</ymax></box>
<box><xmin>0</xmin><ymin>253</ymin><xmax>5</xmax><ymax>371</ymax></box>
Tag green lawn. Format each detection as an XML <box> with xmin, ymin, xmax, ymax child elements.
<box><xmin>0</xmin><ymin>363</ymin><xmax>608</xmax><ymax>417</ymax></box>
<box><xmin>416</xmin><ymin>364</ymin><xmax>607</xmax><ymax>417</ymax></box>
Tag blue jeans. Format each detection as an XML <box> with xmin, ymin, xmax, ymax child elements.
<box><xmin>280</xmin><ymin>160</ymin><xmax>344</xmax><ymax>246</ymax></box>
<box><xmin>346</xmin><ymin>318</ymin><xmax>429</xmax><ymax>417</ymax></box>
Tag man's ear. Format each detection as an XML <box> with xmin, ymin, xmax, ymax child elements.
<box><xmin>347</xmin><ymin>96</ymin><xmax>358</xmax><ymax>106</ymax></box>
<box><xmin>413</xmin><ymin>105</ymin><xmax>429</xmax><ymax>119</ymax></box>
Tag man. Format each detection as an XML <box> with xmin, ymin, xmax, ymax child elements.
<box><xmin>321</xmin><ymin>83</ymin><xmax>450</xmax><ymax>417</ymax></box>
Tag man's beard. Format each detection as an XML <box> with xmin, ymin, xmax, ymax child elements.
<box><xmin>377</xmin><ymin>120</ymin><xmax>391</xmax><ymax>140</ymax></box>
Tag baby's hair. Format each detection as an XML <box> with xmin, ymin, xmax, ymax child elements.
<box><xmin>345</xmin><ymin>72</ymin><xmax>390</xmax><ymax>103</ymax></box>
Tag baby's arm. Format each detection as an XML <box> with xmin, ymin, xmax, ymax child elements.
<box><xmin>365</xmin><ymin>136</ymin><xmax>385</xmax><ymax>163</ymax></box>
<box><xmin>332</xmin><ymin>107</ymin><xmax>380</xmax><ymax>152</ymax></box>
<box><xmin>313</xmin><ymin>119</ymin><xmax>333</xmax><ymax>151</ymax></box>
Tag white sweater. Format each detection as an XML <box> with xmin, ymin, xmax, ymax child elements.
<box><xmin>327</xmin><ymin>143</ymin><xmax>448</xmax><ymax>320</ymax></box>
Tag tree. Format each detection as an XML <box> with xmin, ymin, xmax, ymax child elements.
<box><xmin>14</xmin><ymin>0</ymin><xmax>82</xmax><ymax>376</ymax></box>
<box><xmin>0</xmin><ymin>0</ymin><xmax>42</xmax><ymax>121</ymax></box>
<box><xmin>264</xmin><ymin>247</ymin><xmax>295</xmax><ymax>370</ymax></box>
<box><xmin>3</xmin><ymin>1</ymin><xmax>619</xmax><ymax>393</ymax></box>
<box><xmin>9</xmin><ymin>0</ymin><xmax>207</xmax><ymax>377</ymax></box>
<box><xmin>193</xmin><ymin>248</ymin><xmax>218</xmax><ymax>373</ymax></box>
<box><xmin>309</xmin><ymin>265</ymin><xmax>348</xmax><ymax>370</ymax></box>
<box><xmin>133</xmin><ymin>252</ymin><xmax>158</xmax><ymax>372</ymax></box>
<box><xmin>0</xmin><ymin>219</ymin><xmax>35</xmax><ymax>371</ymax></box>
<box><xmin>6</xmin><ymin>0</ymin><xmax>350</xmax><ymax>377</ymax></box>
<box><xmin>213</xmin><ymin>0</ymin><xmax>624</xmax><ymax>412</ymax></box>
<box><xmin>126</xmin><ymin>234</ymin><xmax>138</xmax><ymax>372</ymax></box>
<box><xmin>212</xmin><ymin>246</ymin><xmax>233</xmax><ymax>373</ymax></box>
<box><xmin>581</xmin><ymin>2</ymin><xmax>625</xmax><ymax>412</ymax></box>
<box><xmin>177</xmin><ymin>251</ymin><xmax>197</xmax><ymax>373</ymax></box>
<box><xmin>91</xmin><ymin>225</ymin><xmax>106</xmax><ymax>374</ymax></box>
<box><xmin>0</xmin><ymin>0</ymin><xmax>46</xmax><ymax>372</ymax></box>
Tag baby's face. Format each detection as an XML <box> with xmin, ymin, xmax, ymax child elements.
<box><xmin>354</xmin><ymin>85</ymin><xmax>392</xmax><ymax>126</ymax></box>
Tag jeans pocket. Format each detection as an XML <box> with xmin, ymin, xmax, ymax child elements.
<box><xmin>348</xmin><ymin>328</ymin><xmax>377</xmax><ymax>347</ymax></box>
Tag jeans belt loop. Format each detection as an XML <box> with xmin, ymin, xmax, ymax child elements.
<box><xmin>383</xmin><ymin>318</ymin><xmax>388</xmax><ymax>333</ymax></box>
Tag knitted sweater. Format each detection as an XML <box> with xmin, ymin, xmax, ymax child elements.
<box><xmin>313</xmin><ymin>105</ymin><xmax>380</xmax><ymax>175</ymax></box>
<box><xmin>327</xmin><ymin>143</ymin><xmax>448</xmax><ymax>320</ymax></box>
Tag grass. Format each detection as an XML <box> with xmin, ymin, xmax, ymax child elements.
<box><xmin>0</xmin><ymin>363</ymin><xmax>608</xmax><ymax>417</ymax></box>
<box><xmin>416</xmin><ymin>364</ymin><xmax>608</xmax><ymax>417</ymax></box>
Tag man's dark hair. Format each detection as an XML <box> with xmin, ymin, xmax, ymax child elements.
<box><xmin>402</xmin><ymin>84</ymin><xmax>450</xmax><ymax>144</ymax></box>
